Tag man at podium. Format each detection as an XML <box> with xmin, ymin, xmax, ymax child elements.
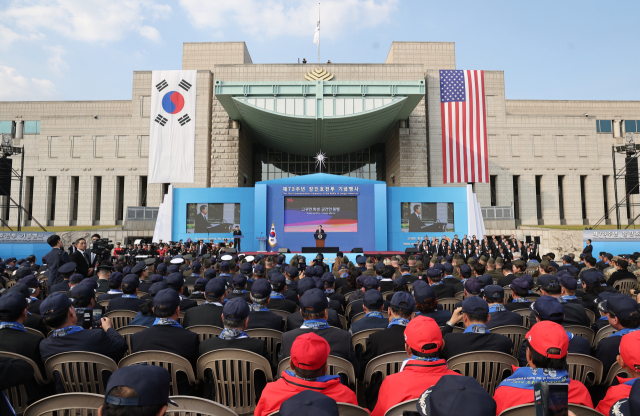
<box><xmin>233</xmin><ymin>225</ymin><xmax>242</xmax><ymax>252</ymax></box>
<box><xmin>314</xmin><ymin>225</ymin><xmax>326</xmax><ymax>248</ymax></box>
<box><xmin>315</xmin><ymin>225</ymin><xmax>326</xmax><ymax>234</ymax></box>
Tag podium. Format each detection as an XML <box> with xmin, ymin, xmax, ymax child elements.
<box><xmin>314</xmin><ymin>232</ymin><xmax>326</xmax><ymax>248</ymax></box>
<box><xmin>256</xmin><ymin>237</ymin><xmax>267</xmax><ymax>252</ymax></box>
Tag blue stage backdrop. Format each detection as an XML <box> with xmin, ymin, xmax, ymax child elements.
<box><xmin>0</xmin><ymin>232</ymin><xmax>54</xmax><ymax>261</ymax></box>
<box><xmin>170</xmin><ymin>173</ymin><xmax>469</xmax><ymax>253</ymax></box>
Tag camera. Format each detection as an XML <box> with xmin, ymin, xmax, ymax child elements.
<box><xmin>90</xmin><ymin>238</ymin><xmax>114</xmax><ymax>254</ymax></box>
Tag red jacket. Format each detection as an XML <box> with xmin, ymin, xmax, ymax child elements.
<box><xmin>254</xmin><ymin>371</ymin><xmax>360</xmax><ymax>416</ymax></box>
<box><xmin>372</xmin><ymin>359</ymin><xmax>460</xmax><ymax>416</ymax></box>
<box><xmin>596</xmin><ymin>377</ymin><xmax>636</xmax><ymax>415</ymax></box>
<box><xmin>493</xmin><ymin>367</ymin><xmax>593</xmax><ymax>415</ymax></box>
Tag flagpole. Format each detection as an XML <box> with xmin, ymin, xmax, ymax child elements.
<box><xmin>317</xmin><ymin>3</ymin><xmax>320</xmax><ymax>64</ymax></box>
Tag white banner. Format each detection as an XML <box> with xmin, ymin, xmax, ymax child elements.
<box><xmin>148</xmin><ymin>70</ymin><xmax>197</xmax><ymax>183</ymax></box>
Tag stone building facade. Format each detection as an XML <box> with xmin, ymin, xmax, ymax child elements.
<box><xmin>0</xmin><ymin>41</ymin><xmax>636</xmax><ymax>228</ymax></box>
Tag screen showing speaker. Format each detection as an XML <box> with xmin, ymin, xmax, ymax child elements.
<box><xmin>401</xmin><ymin>202</ymin><xmax>454</xmax><ymax>233</ymax></box>
<box><xmin>186</xmin><ymin>203</ymin><xmax>241</xmax><ymax>233</ymax></box>
<box><xmin>284</xmin><ymin>196</ymin><xmax>358</xmax><ymax>232</ymax></box>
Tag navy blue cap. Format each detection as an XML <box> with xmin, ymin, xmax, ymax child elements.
<box><xmin>445</xmin><ymin>255</ymin><xmax>453</xmax><ymax>263</ymax></box>
<box><xmin>394</xmin><ymin>276</ymin><xmax>407</xmax><ymax>288</ymax></box>
<box><xmin>122</xmin><ymin>266</ymin><xmax>132</xmax><ymax>275</ymax></box>
<box><xmin>305</xmin><ymin>266</ymin><xmax>316</xmax><ymax>277</ymax></box>
<box><xmin>339</xmin><ymin>263</ymin><xmax>349</xmax><ymax>270</ymax></box>
<box><xmin>538</xmin><ymin>274</ymin><xmax>560</xmax><ymax>288</ymax></box>
<box><xmin>363</xmin><ymin>289</ymin><xmax>384</xmax><ymax>309</ymax></box>
<box><xmin>321</xmin><ymin>272</ymin><xmax>335</xmax><ymax>284</ymax></box>
<box><xmin>108</xmin><ymin>272</ymin><xmax>124</xmax><ymax>285</ymax></box>
<box><xmin>69</xmin><ymin>274</ymin><xmax>84</xmax><ymax>284</ymax></box>
<box><xmin>149</xmin><ymin>282</ymin><xmax>169</xmax><ymax>297</ymax></box>
<box><xmin>18</xmin><ymin>275</ymin><xmax>38</xmax><ymax>288</ymax></box>
<box><xmin>191</xmin><ymin>261</ymin><xmax>202</xmax><ymax>271</ymax></box>
<box><xmin>375</xmin><ymin>263</ymin><xmax>385</xmax><ymax>272</ymax></box>
<box><xmin>149</xmin><ymin>274</ymin><xmax>164</xmax><ymax>284</ymax></box>
<box><xmin>362</xmin><ymin>276</ymin><xmax>379</xmax><ymax>290</ymax></box>
<box><xmin>270</xmin><ymin>272</ymin><xmax>286</xmax><ymax>289</ymax></box>
<box><xmin>300</xmin><ymin>288</ymin><xmax>329</xmax><ymax>314</ymax></box>
<box><xmin>240</xmin><ymin>262</ymin><xmax>253</xmax><ymax>274</ymax></box>
<box><xmin>153</xmin><ymin>288</ymin><xmax>180</xmax><ymax>311</ymax></box>
<box><xmin>40</xmin><ymin>292</ymin><xmax>72</xmax><ymax>317</ymax></box>
<box><xmin>558</xmin><ymin>274</ymin><xmax>577</xmax><ymax>290</ymax></box>
<box><xmin>203</xmin><ymin>268</ymin><xmax>217</xmax><ymax>279</ymax></box>
<box><xmin>427</xmin><ymin>268</ymin><xmax>442</xmax><ymax>279</ymax></box>
<box><xmin>581</xmin><ymin>269</ymin><xmax>605</xmax><ymax>286</ymax></box>
<box><xmin>232</xmin><ymin>274</ymin><xmax>247</xmax><ymax>287</ymax></box>
<box><xmin>297</xmin><ymin>276</ymin><xmax>317</xmax><ymax>295</ymax></box>
<box><xmin>123</xmin><ymin>274</ymin><xmax>140</xmax><ymax>288</ymax></box>
<box><xmin>314</xmin><ymin>276</ymin><xmax>324</xmax><ymax>289</ymax></box>
<box><xmin>461</xmin><ymin>297</ymin><xmax>489</xmax><ymax>314</ymax></box>
<box><xmin>477</xmin><ymin>275</ymin><xmax>493</xmax><ymax>287</ymax></box>
<box><xmin>205</xmin><ymin>278</ymin><xmax>226</xmax><ymax>297</ymax></box>
<box><xmin>433</xmin><ymin>263</ymin><xmax>445</xmax><ymax>272</ymax></box>
<box><xmin>58</xmin><ymin>262</ymin><xmax>77</xmax><ymax>275</ymax></box>
<box><xmin>70</xmin><ymin>284</ymin><xmax>95</xmax><ymax>302</ymax></box>
<box><xmin>416</xmin><ymin>375</ymin><xmax>496</xmax><ymax>416</ymax></box>
<box><xmin>600</xmin><ymin>293</ymin><xmax>639</xmax><ymax>320</ymax></box>
<box><xmin>356</xmin><ymin>255</ymin><xmax>366</xmax><ymax>264</ymax></box>
<box><xmin>167</xmin><ymin>265</ymin><xmax>179</xmax><ymax>274</ymax></box>
<box><xmin>79</xmin><ymin>278</ymin><xmax>98</xmax><ymax>291</ymax></box>
<box><xmin>279</xmin><ymin>390</ymin><xmax>339</xmax><ymax>416</ymax></box>
<box><xmin>105</xmin><ymin>365</ymin><xmax>177</xmax><ymax>407</ymax></box>
<box><xmin>464</xmin><ymin>278</ymin><xmax>482</xmax><ymax>295</ymax></box>
<box><xmin>253</xmin><ymin>264</ymin><xmax>266</xmax><ymax>276</ymax></box>
<box><xmin>443</xmin><ymin>263</ymin><xmax>453</xmax><ymax>274</ymax></box>
<box><xmin>223</xmin><ymin>297</ymin><xmax>251</xmax><ymax>321</ymax></box>
<box><xmin>401</xmin><ymin>264</ymin><xmax>410</xmax><ymax>271</ymax></box>
<box><xmin>166</xmin><ymin>273</ymin><xmax>184</xmax><ymax>287</ymax></box>
<box><xmin>7</xmin><ymin>283</ymin><xmax>29</xmax><ymax>298</ymax></box>
<box><xmin>220</xmin><ymin>261</ymin><xmax>230</xmax><ymax>270</ymax></box>
<box><xmin>131</xmin><ymin>261</ymin><xmax>147</xmax><ymax>274</ymax></box>
<box><xmin>250</xmin><ymin>279</ymin><xmax>271</xmax><ymax>298</ymax></box>
<box><xmin>15</xmin><ymin>267</ymin><xmax>32</xmax><ymax>280</ymax></box>
<box><xmin>510</xmin><ymin>277</ymin><xmax>530</xmax><ymax>291</ymax></box>
<box><xmin>313</xmin><ymin>265</ymin><xmax>324</xmax><ymax>277</ymax></box>
<box><xmin>412</xmin><ymin>280</ymin><xmax>436</xmax><ymax>303</ymax></box>
<box><xmin>156</xmin><ymin>263</ymin><xmax>167</xmax><ymax>274</ymax></box>
<box><xmin>0</xmin><ymin>291</ymin><xmax>28</xmax><ymax>316</ymax></box>
<box><xmin>459</xmin><ymin>264</ymin><xmax>472</xmax><ymax>278</ymax></box>
<box><xmin>285</xmin><ymin>266</ymin><xmax>299</xmax><ymax>278</ymax></box>
<box><xmin>532</xmin><ymin>295</ymin><xmax>564</xmax><ymax>322</ymax></box>
<box><xmin>483</xmin><ymin>285</ymin><xmax>504</xmax><ymax>300</ymax></box>
<box><xmin>520</xmin><ymin>273</ymin><xmax>535</xmax><ymax>289</ymax></box>
<box><xmin>390</xmin><ymin>291</ymin><xmax>415</xmax><ymax>311</ymax></box>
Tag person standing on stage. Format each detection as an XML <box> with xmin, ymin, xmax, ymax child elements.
<box><xmin>315</xmin><ymin>225</ymin><xmax>326</xmax><ymax>234</ymax></box>
<box><xmin>233</xmin><ymin>225</ymin><xmax>242</xmax><ymax>252</ymax></box>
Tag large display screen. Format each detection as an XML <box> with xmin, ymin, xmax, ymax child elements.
<box><xmin>186</xmin><ymin>203</ymin><xmax>241</xmax><ymax>233</ymax></box>
<box><xmin>401</xmin><ymin>202</ymin><xmax>454</xmax><ymax>233</ymax></box>
<box><xmin>284</xmin><ymin>196</ymin><xmax>358</xmax><ymax>232</ymax></box>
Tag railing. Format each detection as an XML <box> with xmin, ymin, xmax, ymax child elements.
<box><xmin>126</xmin><ymin>206</ymin><xmax>158</xmax><ymax>221</ymax></box>
<box><xmin>481</xmin><ymin>206</ymin><xmax>513</xmax><ymax>220</ymax></box>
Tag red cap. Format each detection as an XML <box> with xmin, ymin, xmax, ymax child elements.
<box><xmin>290</xmin><ymin>333</ymin><xmax>330</xmax><ymax>370</ymax></box>
<box><xmin>525</xmin><ymin>321</ymin><xmax>568</xmax><ymax>359</ymax></box>
<box><xmin>403</xmin><ymin>315</ymin><xmax>442</xmax><ymax>354</ymax></box>
<box><xmin>620</xmin><ymin>331</ymin><xmax>640</xmax><ymax>371</ymax></box>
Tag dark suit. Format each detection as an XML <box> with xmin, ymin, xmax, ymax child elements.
<box><xmin>348</xmin><ymin>299</ymin><xmax>391</xmax><ymax>322</ymax></box>
<box><xmin>595</xmin><ymin>334</ymin><xmax>625</xmax><ymax>376</ymax></box>
<box><xmin>268</xmin><ymin>297</ymin><xmax>297</xmax><ymax>313</ymax></box>
<box><xmin>131</xmin><ymin>325</ymin><xmax>199</xmax><ymax>395</ymax></box>
<box><xmin>419</xmin><ymin>309</ymin><xmax>452</xmax><ymax>326</ymax></box>
<box><xmin>233</xmin><ymin>229</ymin><xmax>242</xmax><ymax>252</ymax></box>
<box><xmin>440</xmin><ymin>327</ymin><xmax>513</xmax><ymax>359</ymax></box>
<box><xmin>194</xmin><ymin>212</ymin><xmax>210</xmax><ymax>233</ymax></box>
<box><xmin>349</xmin><ymin>316</ymin><xmax>388</xmax><ymax>334</ymax></box>
<box><xmin>246</xmin><ymin>310</ymin><xmax>284</xmax><ymax>331</ymax></box>
<box><xmin>0</xmin><ymin>325</ymin><xmax>49</xmax><ymax>402</ymax></box>
<box><xmin>69</xmin><ymin>250</ymin><xmax>91</xmax><ymax>278</ymax></box>
<box><xmin>582</xmin><ymin>244</ymin><xmax>593</xmax><ymax>255</ymax></box>
<box><xmin>487</xmin><ymin>309</ymin><xmax>523</xmax><ymax>329</ymax></box>
<box><xmin>49</xmin><ymin>281</ymin><xmax>70</xmax><ymax>293</ymax></box>
<box><xmin>431</xmin><ymin>283</ymin><xmax>455</xmax><ymax>299</ymax></box>
<box><xmin>179</xmin><ymin>297</ymin><xmax>198</xmax><ymax>312</ymax></box>
<box><xmin>182</xmin><ymin>303</ymin><xmax>224</xmax><ymax>328</ymax></box>
<box><xmin>43</xmin><ymin>247</ymin><xmax>70</xmax><ymax>287</ymax></box>
<box><xmin>286</xmin><ymin>310</ymin><xmax>340</xmax><ymax>331</ymax></box>
<box><xmin>528</xmin><ymin>301</ymin><xmax>590</xmax><ymax>328</ymax></box>
<box><xmin>107</xmin><ymin>296</ymin><xmax>145</xmax><ymax>313</ymax></box>
<box><xmin>199</xmin><ymin>336</ymin><xmax>268</xmax><ymax>358</ymax></box>
<box><xmin>497</xmin><ymin>273</ymin><xmax>516</xmax><ymax>288</ymax></box>
<box><xmin>408</xmin><ymin>212</ymin><xmax>425</xmax><ymax>232</ymax></box>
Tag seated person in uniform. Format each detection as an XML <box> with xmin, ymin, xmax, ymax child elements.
<box><xmin>414</xmin><ymin>375</ymin><xmax>497</xmax><ymax>416</ymax></box>
<box><xmin>130</xmin><ymin>288</ymin><xmax>199</xmax><ymax>395</ymax></box>
<box><xmin>286</xmin><ymin>278</ymin><xmax>340</xmax><ymax>330</ymax></box>
<box><xmin>348</xmin><ymin>276</ymin><xmax>391</xmax><ymax>321</ymax></box>
<box><xmin>49</xmin><ymin>262</ymin><xmax>77</xmax><ymax>293</ymax></box>
<box><xmin>322</xmin><ymin>273</ymin><xmax>346</xmax><ymax>312</ymax></box>
<box><xmin>349</xmin><ymin>289</ymin><xmax>388</xmax><ymax>335</ymax></box>
<box><xmin>129</xmin><ymin>282</ymin><xmax>168</xmax><ymax>327</ymax></box>
<box><xmin>504</xmin><ymin>277</ymin><xmax>533</xmax><ymax>311</ymax></box>
<box><xmin>440</xmin><ymin>297</ymin><xmax>513</xmax><ymax>359</ymax></box>
<box><xmin>412</xmin><ymin>281</ymin><xmax>451</xmax><ymax>326</ymax></box>
<box><xmin>182</xmin><ymin>278</ymin><xmax>226</xmax><ymax>328</ymax></box>
<box><xmin>187</xmin><ymin>278</ymin><xmax>208</xmax><ymax>301</ymax></box>
<box><xmin>226</xmin><ymin>274</ymin><xmax>251</xmax><ymax>303</ymax></box>
<box><xmin>107</xmin><ymin>274</ymin><xmax>145</xmax><ymax>313</ymax></box>
<box><xmin>96</xmin><ymin>272</ymin><xmax>125</xmax><ymax>302</ymax></box>
<box><xmin>267</xmin><ymin>273</ymin><xmax>297</xmax><ymax>313</ymax></box>
<box><xmin>596</xmin><ymin>330</ymin><xmax>640</xmax><ymax>415</ymax></box>
<box><xmin>426</xmin><ymin>267</ymin><xmax>455</xmax><ymax>299</ymax></box>
<box><xmin>372</xmin><ymin>316</ymin><xmax>461</xmax><ymax>416</ymax></box>
<box><xmin>166</xmin><ymin>273</ymin><xmax>197</xmax><ymax>311</ymax></box>
<box><xmin>246</xmin><ymin>279</ymin><xmax>284</xmax><ymax>331</ymax></box>
<box><xmin>595</xmin><ymin>293</ymin><xmax>640</xmax><ymax>375</ymax></box>
<box><xmin>483</xmin><ymin>285</ymin><xmax>523</xmax><ymax>329</ymax></box>
<box><xmin>493</xmin><ymin>321</ymin><xmax>593</xmax><ymax>414</ymax></box>
<box><xmin>531</xmin><ymin>274</ymin><xmax>590</xmax><ymax>327</ymax></box>
<box><xmin>518</xmin><ymin>295</ymin><xmax>591</xmax><ymax>366</ymax></box>
<box><xmin>39</xmin><ymin>293</ymin><xmax>127</xmax><ymax>392</ymax></box>
<box><xmin>255</xmin><ymin>333</ymin><xmax>357</xmax><ymax>416</ymax></box>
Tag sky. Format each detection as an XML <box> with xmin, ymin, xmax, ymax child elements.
<box><xmin>0</xmin><ymin>0</ymin><xmax>638</xmax><ymax>102</ymax></box>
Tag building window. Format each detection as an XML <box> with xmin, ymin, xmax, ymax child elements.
<box><xmin>603</xmin><ymin>175</ymin><xmax>610</xmax><ymax>220</ymax></box>
<box><xmin>94</xmin><ymin>176</ymin><xmax>102</xmax><ymax>222</ymax></box>
<box><xmin>48</xmin><ymin>176</ymin><xmax>57</xmax><ymax>221</ymax></box>
<box><xmin>513</xmin><ymin>175</ymin><xmax>520</xmax><ymax>220</ymax></box>
<box><xmin>71</xmin><ymin>176</ymin><xmax>79</xmax><ymax>222</ymax></box>
<box><xmin>625</xmin><ymin>120</ymin><xmax>637</xmax><ymax>133</ymax></box>
<box><xmin>597</xmin><ymin>120</ymin><xmax>612</xmax><ymax>133</ymax></box>
<box><xmin>535</xmin><ymin>175</ymin><xmax>543</xmax><ymax>220</ymax></box>
<box><xmin>140</xmin><ymin>176</ymin><xmax>147</xmax><ymax>207</ymax></box>
<box><xmin>490</xmin><ymin>175</ymin><xmax>497</xmax><ymax>206</ymax></box>
<box><xmin>580</xmin><ymin>175</ymin><xmax>588</xmax><ymax>221</ymax></box>
<box><xmin>558</xmin><ymin>176</ymin><xmax>565</xmax><ymax>221</ymax></box>
<box><xmin>23</xmin><ymin>121</ymin><xmax>40</xmax><ymax>134</ymax></box>
<box><xmin>116</xmin><ymin>176</ymin><xmax>125</xmax><ymax>222</ymax></box>
<box><xmin>0</xmin><ymin>121</ymin><xmax>14</xmax><ymax>134</ymax></box>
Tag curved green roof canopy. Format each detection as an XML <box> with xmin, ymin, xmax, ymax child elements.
<box><xmin>214</xmin><ymin>80</ymin><xmax>425</xmax><ymax>156</ymax></box>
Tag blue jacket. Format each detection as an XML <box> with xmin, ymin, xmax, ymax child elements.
<box><xmin>43</xmin><ymin>248</ymin><xmax>70</xmax><ymax>287</ymax></box>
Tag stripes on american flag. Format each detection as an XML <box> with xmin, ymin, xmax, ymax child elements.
<box><xmin>439</xmin><ymin>69</ymin><xmax>489</xmax><ymax>184</ymax></box>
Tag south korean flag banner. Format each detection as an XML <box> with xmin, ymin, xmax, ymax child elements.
<box><xmin>148</xmin><ymin>70</ymin><xmax>197</xmax><ymax>183</ymax></box>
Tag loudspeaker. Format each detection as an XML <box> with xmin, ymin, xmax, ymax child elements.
<box><xmin>626</xmin><ymin>157</ymin><xmax>640</xmax><ymax>195</ymax></box>
<box><xmin>225</xmin><ymin>248</ymin><xmax>237</xmax><ymax>254</ymax></box>
<box><xmin>278</xmin><ymin>248</ymin><xmax>291</xmax><ymax>253</ymax></box>
<box><xmin>405</xmin><ymin>248</ymin><xmax>419</xmax><ymax>254</ymax></box>
<box><xmin>351</xmin><ymin>247</ymin><xmax>363</xmax><ymax>253</ymax></box>
<box><xmin>534</xmin><ymin>236</ymin><xmax>541</xmax><ymax>244</ymax></box>
<box><xmin>525</xmin><ymin>236</ymin><xmax>532</xmax><ymax>243</ymax></box>
<box><xmin>0</xmin><ymin>158</ymin><xmax>11</xmax><ymax>197</ymax></box>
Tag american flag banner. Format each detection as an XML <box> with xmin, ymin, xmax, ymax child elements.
<box><xmin>439</xmin><ymin>70</ymin><xmax>489</xmax><ymax>184</ymax></box>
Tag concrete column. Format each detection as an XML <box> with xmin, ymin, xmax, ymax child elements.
<box><xmin>613</xmin><ymin>119</ymin><xmax>621</xmax><ymax>139</ymax></box>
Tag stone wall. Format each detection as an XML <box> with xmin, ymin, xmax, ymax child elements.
<box><xmin>485</xmin><ymin>227</ymin><xmax>583</xmax><ymax>258</ymax></box>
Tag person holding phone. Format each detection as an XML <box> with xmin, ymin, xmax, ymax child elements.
<box><xmin>493</xmin><ymin>321</ymin><xmax>593</xmax><ymax>414</ymax></box>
